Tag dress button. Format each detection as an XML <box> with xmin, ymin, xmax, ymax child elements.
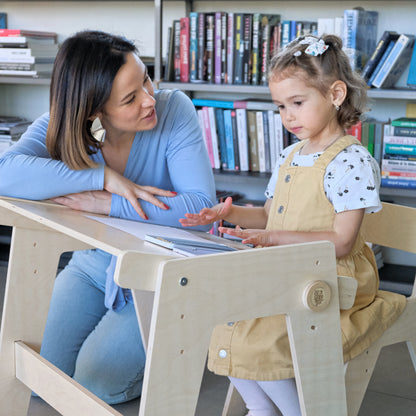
<box><xmin>219</xmin><ymin>349</ymin><xmax>227</xmax><ymax>358</ymax></box>
<box><xmin>285</xmin><ymin>174</ymin><xmax>291</xmax><ymax>183</ymax></box>
<box><xmin>278</xmin><ymin>205</ymin><xmax>284</xmax><ymax>214</ymax></box>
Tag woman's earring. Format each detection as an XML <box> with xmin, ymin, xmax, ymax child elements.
<box><xmin>90</xmin><ymin>117</ymin><xmax>106</xmax><ymax>143</ymax></box>
<box><xmin>334</xmin><ymin>104</ymin><xmax>340</xmax><ymax>111</ymax></box>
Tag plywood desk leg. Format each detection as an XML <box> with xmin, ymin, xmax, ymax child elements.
<box><xmin>0</xmin><ymin>227</ymin><xmax>87</xmax><ymax>416</ymax></box>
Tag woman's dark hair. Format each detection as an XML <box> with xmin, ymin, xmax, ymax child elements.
<box><xmin>46</xmin><ymin>30</ymin><xmax>137</xmax><ymax>170</ymax></box>
<box><xmin>269</xmin><ymin>34</ymin><xmax>368</xmax><ymax>129</ymax></box>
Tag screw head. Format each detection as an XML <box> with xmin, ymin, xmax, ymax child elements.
<box><xmin>180</xmin><ymin>277</ymin><xmax>188</xmax><ymax>286</ymax></box>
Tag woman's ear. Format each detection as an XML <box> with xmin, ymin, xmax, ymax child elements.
<box><xmin>330</xmin><ymin>80</ymin><xmax>347</xmax><ymax>107</ymax></box>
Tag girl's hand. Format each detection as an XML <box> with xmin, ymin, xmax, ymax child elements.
<box><xmin>219</xmin><ymin>226</ymin><xmax>280</xmax><ymax>247</ymax></box>
<box><xmin>179</xmin><ymin>196</ymin><xmax>233</xmax><ymax>227</ymax></box>
<box><xmin>104</xmin><ymin>166</ymin><xmax>176</xmax><ymax>219</ymax></box>
<box><xmin>51</xmin><ymin>191</ymin><xmax>112</xmax><ymax>215</ymax></box>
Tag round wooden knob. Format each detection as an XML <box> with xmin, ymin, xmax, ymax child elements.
<box><xmin>303</xmin><ymin>280</ymin><xmax>331</xmax><ymax>311</ymax></box>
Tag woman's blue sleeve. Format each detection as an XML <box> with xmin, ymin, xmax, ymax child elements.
<box><xmin>110</xmin><ymin>91</ymin><xmax>216</xmax><ymax>231</ymax></box>
<box><xmin>0</xmin><ymin>113</ymin><xmax>104</xmax><ymax>199</ymax></box>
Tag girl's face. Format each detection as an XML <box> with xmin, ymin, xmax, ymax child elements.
<box><xmin>100</xmin><ymin>53</ymin><xmax>157</xmax><ymax>138</ymax></box>
<box><xmin>269</xmin><ymin>72</ymin><xmax>339</xmax><ymax>143</ymax></box>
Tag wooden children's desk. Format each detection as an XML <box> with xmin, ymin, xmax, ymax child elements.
<box><xmin>0</xmin><ymin>196</ymin><xmax>351</xmax><ymax>416</ymax></box>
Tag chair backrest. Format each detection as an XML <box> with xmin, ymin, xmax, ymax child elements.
<box><xmin>361</xmin><ymin>202</ymin><xmax>416</xmax><ymax>254</ymax></box>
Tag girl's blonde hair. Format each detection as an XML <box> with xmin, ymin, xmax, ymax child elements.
<box><xmin>269</xmin><ymin>34</ymin><xmax>368</xmax><ymax>129</ymax></box>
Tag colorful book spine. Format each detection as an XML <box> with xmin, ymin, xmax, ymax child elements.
<box><xmin>360</xmin><ymin>30</ymin><xmax>398</xmax><ymax>82</ymax></box>
<box><xmin>201</xmin><ymin>107</ymin><xmax>215</xmax><ymax>167</ymax></box>
<box><xmin>262</xmin><ymin>111</ymin><xmax>271</xmax><ymax>172</ymax></box>
<box><xmin>381</xmin><ymin>177</ymin><xmax>416</xmax><ymax>189</ymax></box>
<box><xmin>220</xmin><ymin>12</ymin><xmax>227</xmax><ymax>84</ymax></box>
<box><xmin>381</xmin><ymin>159</ymin><xmax>416</xmax><ymax>172</ymax></box>
<box><xmin>179</xmin><ymin>17</ymin><xmax>190</xmax><ymax>83</ymax></box>
<box><xmin>384</xmin><ymin>135</ymin><xmax>416</xmax><ymax>146</ymax></box>
<box><xmin>226</xmin><ymin>12</ymin><xmax>234</xmax><ymax>84</ymax></box>
<box><xmin>256</xmin><ymin>111</ymin><xmax>266</xmax><ymax>173</ymax></box>
<box><xmin>371</xmin><ymin>34</ymin><xmax>416</xmax><ymax>89</ymax></box>
<box><xmin>197</xmin><ymin>13</ymin><xmax>206</xmax><ymax>81</ymax></box>
<box><xmin>391</xmin><ymin>118</ymin><xmax>416</xmax><ymax>128</ymax></box>
<box><xmin>236</xmin><ymin>108</ymin><xmax>249</xmax><ymax>171</ymax></box>
<box><xmin>367</xmin><ymin>39</ymin><xmax>396</xmax><ymax>86</ymax></box>
<box><xmin>223</xmin><ymin>109</ymin><xmax>235</xmax><ymax>170</ymax></box>
<box><xmin>382</xmin><ymin>170</ymin><xmax>416</xmax><ymax>178</ymax></box>
<box><xmin>214</xmin><ymin>108</ymin><xmax>228</xmax><ymax>169</ymax></box>
<box><xmin>231</xmin><ymin>110</ymin><xmax>240</xmax><ymax>170</ymax></box>
<box><xmin>192</xmin><ymin>98</ymin><xmax>234</xmax><ymax>109</ymax></box>
<box><xmin>407</xmin><ymin>38</ymin><xmax>416</xmax><ymax>87</ymax></box>
<box><xmin>281</xmin><ymin>20</ymin><xmax>291</xmax><ymax>50</ymax></box>
<box><xmin>189</xmin><ymin>12</ymin><xmax>198</xmax><ymax>82</ymax></box>
<box><xmin>393</xmin><ymin>126</ymin><xmax>416</xmax><ymax>137</ymax></box>
<box><xmin>384</xmin><ymin>144</ymin><xmax>416</xmax><ymax>155</ymax></box>
<box><xmin>214</xmin><ymin>12</ymin><xmax>223</xmax><ymax>84</ymax></box>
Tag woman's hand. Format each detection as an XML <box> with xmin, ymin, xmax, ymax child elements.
<box><xmin>51</xmin><ymin>191</ymin><xmax>112</xmax><ymax>215</ymax></box>
<box><xmin>104</xmin><ymin>166</ymin><xmax>176</xmax><ymax>219</ymax></box>
<box><xmin>219</xmin><ymin>226</ymin><xmax>280</xmax><ymax>247</ymax></box>
<box><xmin>179</xmin><ymin>196</ymin><xmax>233</xmax><ymax>227</ymax></box>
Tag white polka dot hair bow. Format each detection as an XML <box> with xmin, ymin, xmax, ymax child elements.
<box><xmin>295</xmin><ymin>37</ymin><xmax>329</xmax><ymax>57</ymax></box>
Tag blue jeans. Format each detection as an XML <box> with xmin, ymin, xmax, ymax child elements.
<box><xmin>40</xmin><ymin>249</ymin><xmax>146</xmax><ymax>404</ymax></box>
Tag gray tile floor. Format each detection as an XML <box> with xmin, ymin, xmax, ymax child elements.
<box><xmin>1</xmin><ymin>258</ymin><xmax>415</xmax><ymax>415</ymax></box>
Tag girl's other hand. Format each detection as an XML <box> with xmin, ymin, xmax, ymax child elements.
<box><xmin>219</xmin><ymin>226</ymin><xmax>280</xmax><ymax>247</ymax></box>
<box><xmin>103</xmin><ymin>166</ymin><xmax>176</xmax><ymax>219</ymax></box>
<box><xmin>179</xmin><ymin>196</ymin><xmax>233</xmax><ymax>227</ymax></box>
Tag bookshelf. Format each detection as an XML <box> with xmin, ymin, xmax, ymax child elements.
<box><xmin>153</xmin><ymin>0</ymin><xmax>416</xmax><ymax>207</ymax></box>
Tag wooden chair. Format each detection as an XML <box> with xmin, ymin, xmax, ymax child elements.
<box><xmin>222</xmin><ymin>201</ymin><xmax>416</xmax><ymax>416</ymax></box>
<box><xmin>0</xmin><ymin>196</ymin><xmax>360</xmax><ymax>415</ymax></box>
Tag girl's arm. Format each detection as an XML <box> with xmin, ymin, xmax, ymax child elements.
<box><xmin>222</xmin><ymin>208</ymin><xmax>365</xmax><ymax>258</ymax></box>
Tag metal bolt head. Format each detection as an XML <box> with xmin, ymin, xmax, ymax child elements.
<box><xmin>180</xmin><ymin>277</ymin><xmax>188</xmax><ymax>286</ymax></box>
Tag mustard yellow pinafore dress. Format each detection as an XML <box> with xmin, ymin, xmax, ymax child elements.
<box><xmin>208</xmin><ymin>135</ymin><xmax>406</xmax><ymax>381</ymax></box>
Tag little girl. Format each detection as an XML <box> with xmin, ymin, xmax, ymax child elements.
<box><xmin>180</xmin><ymin>34</ymin><xmax>406</xmax><ymax>416</ymax></box>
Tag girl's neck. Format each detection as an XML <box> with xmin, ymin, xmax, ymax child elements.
<box><xmin>300</xmin><ymin>130</ymin><xmax>345</xmax><ymax>155</ymax></box>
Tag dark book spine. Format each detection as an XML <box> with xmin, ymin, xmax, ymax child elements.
<box><xmin>173</xmin><ymin>20</ymin><xmax>181</xmax><ymax>82</ymax></box>
<box><xmin>231</xmin><ymin>110</ymin><xmax>240</xmax><ymax>170</ymax></box>
<box><xmin>233</xmin><ymin>13</ymin><xmax>244</xmax><ymax>84</ymax></box>
<box><xmin>179</xmin><ymin>17</ymin><xmax>190</xmax><ymax>83</ymax></box>
<box><xmin>205</xmin><ymin>14</ymin><xmax>215</xmax><ymax>83</ymax></box>
<box><xmin>394</xmin><ymin>126</ymin><xmax>416</xmax><ymax>137</ymax></box>
<box><xmin>242</xmin><ymin>14</ymin><xmax>253</xmax><ymax>85</ymax></box>
<box><xmin>251</xmin><ymin>13</ymin><xmax>261</xmax><ymax>85</ymax></box>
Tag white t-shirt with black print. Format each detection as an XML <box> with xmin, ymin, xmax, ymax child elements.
<box><xmin>265</xmin><ymin>143</ymin><xmax>382</xmax><ymax>214</ymax></box>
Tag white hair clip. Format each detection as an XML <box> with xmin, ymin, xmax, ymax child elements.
<box><xmin>293</xmin><ymin>51</ymin><xmax>302</xmax><ymax>57</ymax></box>
<box><xmin>298</xmin><ymin>37</ymin><xmax>329</xmax><ymax>56</ymax></box>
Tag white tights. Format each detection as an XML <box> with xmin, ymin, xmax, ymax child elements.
<box><xmin>229</xmin><ymin>377</ymin><xmax>302</xmax><ymax>416</ymax></box>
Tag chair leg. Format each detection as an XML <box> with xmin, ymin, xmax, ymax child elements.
<box><xmin>222</xmin><ymin>383</ymin><xmax>247</xmax><ymax>416</ymax></box>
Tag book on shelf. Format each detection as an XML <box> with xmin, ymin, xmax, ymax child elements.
<box><xmin>230</xmin><ymin>110</ymin><xmax>240</xmax><ymax>170</ymax></box>
<box><xmin>347</xmin><ymin>121</ymin><xmax>362</xmax><ymax>142</ymax></box>
<box><xmin>342</xmin><ymin>8</ymin><xmax>378</xmax><ymax>71</ymax></box>
<box><xmin>173</xmin><ymin>20</ymin><xmax>181</xmax><ymax>82</ymax></box>
<box><xmin>197</xmin><ymin>12</ymin><xmax>206</xmax><ymax>81</ymax></box>
<box><xmin>384</xmin><ymin>143</ymin><xmax>416</xmax><ymax>156</ymax></box>
<box><xmin>0</xmin><ymin>61</ymin><xmax>53</xmax><ymax>72</ymax></box>
<box><xmin>214</xmin><ymin>108</ymin><xmax>228</xmax><ymax>170</ymax></box>
<box><xmin>381</xmin><ymin>159</ymin><xmax>416</xmax><ymax>172</ymax></box>
<box><xmin>317</xmin><ymin>17</ymin><xmax>343</xmax><ymax>38</ymax></box>
<box><xmin>256</xmin><ymin>110</ymin><xmax>267</xmax><ymax>173</ymax></box>
<box><xmin>242</xmin><ymin>14</ymin><xmax>253</xmax><ymax>85</ymax></box>
<box><xmin>371</xmin><ymin>34</ymin><xmax>415</xmax><ymax>89</ymax></box>
<box><xmin>251</xmin><ymin>13</ymin><xmax>261</xmax><ymax>85</ymax></box>
<box><xmin>360</xmin><ymin>30</ymin><xmax>399</xmax><ymax>83</ymax></box>
<box><xmin>179</xmin><ymin>17</ymin><xmax>190</xmax><ymax>83</ymax></box>
<box><xmin>189</xmin><ymin>12</ymin><xmax>198</xmax><ymax>82</ymax></box>
<box><xmin>407</xmin><ymin>41</ymin><xmax>416</xmax><ymax>88</ymax></box>
<box><xmin>235</xmin><ymin>108</ymin><xmax>250</xmax><ymax>171</ymax></box>
<box><xmin>223</xmin><ymin>109</ymin><xmax>236</xmax><ymax>170</ymax></box>
<box><xmin>233</xmin><ymin>13</ymin><xmax>244</xmax><ymax>84</ymax></box>
<box><xmin>259</xmin><ymin>15</ymin><xmax>281</xmax><ymax>86</ymax></box>
<box><xmin>391</xmin><ymin>117</ymin><xmax>416</xmax><ymax>128</ymax></box>
<box><xmin>262</xmin><ymin>111</ymin><xmax>271</xmax><ymax>172</ymax></box>
<box><xmin>381</xmin><ymin>170</ymin><xmax>416</xmax><ymax>178</ymax></box>
<box><xmin>0</xmin><ymin>115</ymin><xmax>31</xmax><ymax>136</ymax></box>
<box><xmin>226</xmin><ymin>12</ymin><xmax>234</xmax><ymax>84</ymax></box>
<box><xmin>206</xmin><ymin>106</ymin><xmax>221</xmax><ymax>169</ymax></box>
<box><xmin>247</xmin><ymin>110</ymin><xmax>259</xmax><ymax>172</ymax></box>
<box><xmin>0</xmin><ymin>29</ymin><xmax>57</xmax><ymax>39</ymax></box>
<box><xmin>205</xmin><ymin>13</ymin><xmax>215</xmax><ymax>83</ymax></box>
<box><xmin>214</xmin><ymin>12</ymin><xmax>223</xmax><ymax>84</ymax></box>
<box><xmin>381</xmin><ymin>177</ymin><xmax>416</xmax><ymax>189</ymax></box>
<box><xmin>199</xmin><ymin>107</ymin><xmax>217</xmax><ymax>169</ymax></box>
<box><xmin>391</xmin><ymin>126</ymin><xmax>416</xmax><ymax>137</ymax></box>
<box><xmin>164</xmin><ymin>26</ymin><xmax>174</xmax><ymax>81</ymax></box>
<box><xmin>144</xmin><ymin>234</ymin><xmax>238</xmax><ymax>256</ymax></box>
<box><xmin>0</xmin><ymin>13</ymin><xmax>6</xmax><ymax>29</ymax></box>
<box><xmin>367</xmin><ymin>38</ymin><xmax>396</xmax><ymax>87</ymax></box>
<box><xmin>407</xmin><ymin>103</ymin><xmax>416</xmax><ymax>118</ymax></box>
<box><xmin>191</xmin><ymin>98</ymin><xmax>278</xmax><ymax>111</ymax></box>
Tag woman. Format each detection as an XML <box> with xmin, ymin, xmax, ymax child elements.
<box><xmin>0</xmin><ymin>30</ymin><xmax>216</xmax><ymax>404</ymax></box>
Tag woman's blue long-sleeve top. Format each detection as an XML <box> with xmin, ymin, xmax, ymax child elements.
<box><xmin>0</xmin><ymin>89</ymin><xmax>216</xmax><ymax>309</ymax></box>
